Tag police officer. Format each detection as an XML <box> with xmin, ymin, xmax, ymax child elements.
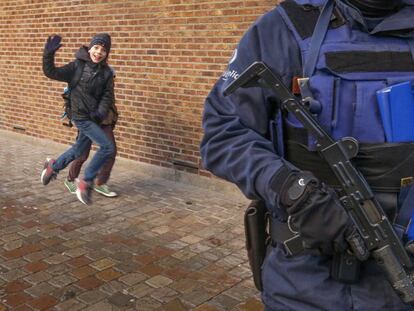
<box><xmin>200</xmin><ymin>0</ymin><xmax>414</xmax><ymax>310</ymax></box>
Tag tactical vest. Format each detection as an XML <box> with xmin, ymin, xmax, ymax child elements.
<box><xmin>276</xmin><ymin>0</ymin><xmax>414</xmax><ymax>192</ymax></box>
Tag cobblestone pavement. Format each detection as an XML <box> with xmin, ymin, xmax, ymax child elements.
<box><xmin>0</xmin><ymin>130</ymin><xmax>263</xmax><ymax>311</ymax></box>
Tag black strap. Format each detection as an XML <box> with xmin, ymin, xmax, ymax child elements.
<box><xmin>269</xmin><ymin>217</ymin><xmax>321</xmax><ymax>256</ymax></box>
<box><xmin>284</xmin><ymin>135</ymin><xmax>414</xmax><ymax>192</ymax></box>
<box><xmin>303</xmin><ymin>0</ymin><xmax>335</xmax><ymax>78</ymax></box>
<box><xmin>280</xmin><ymin>0</ymin><xmax>345</xmax><ymax>40</ymax></box>
<box><xmin>68</xmin><ymin>60</ymin><xmax>85</xmax><ymax>90</ymax></box>
<box><xmin>326</xmin><ymin>51</ymin><xmax>414</xmax><ymax>72</ymax></box>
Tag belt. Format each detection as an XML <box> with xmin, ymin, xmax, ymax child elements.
<box><xmin>284</xmin><ymin>126</ymin><xmax>414</xmax><ymax>192</ymax></box>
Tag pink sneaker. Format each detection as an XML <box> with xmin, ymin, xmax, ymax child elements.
<box><xmin>75</xmin><ymin>178</ymin><xmax>93</xmax><ymax>205</ymax></box>
<box><xmin>40</xmin><ymin>158</ymin><xmax>57</xmax><ymax>185</ymax></box>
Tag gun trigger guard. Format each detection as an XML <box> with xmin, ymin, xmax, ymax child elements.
<box><xmin>287</xmin><ymin>216</ymin><xmax>299</xmax><ymax>234</ymax></box>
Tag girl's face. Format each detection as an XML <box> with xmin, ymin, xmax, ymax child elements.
<box><xmin>89</xmin><ymin>44</ymin><xmax>107</xmax><ymax>63</ymax></box>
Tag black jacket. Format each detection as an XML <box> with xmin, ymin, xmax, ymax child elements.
<box><xmin>43</xmin><ymin>46</ymin><xmax>115</xmax><ymax>121</ymax></box>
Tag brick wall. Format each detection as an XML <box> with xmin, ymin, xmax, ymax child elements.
<box><xmin>0</xmin><ymin>0</ymin><xmax>277</xmax><ymax>176</ymax></box>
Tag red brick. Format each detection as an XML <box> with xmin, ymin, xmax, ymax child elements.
<box><xmin>75</xmin><ymin>276</ymin><xmax>104</xmax><ymax>290</ymax></box>
<box><xmin>60</xmin><ymin>223</ymin><xmax>79</xmax><ymax>232</ymax></box>
<box><xmin>237</xmin><ymin>298</ymin><xmax>265</xmax><ymax>311</ymax></box>
<box><xmin>134</xmin><ymin>253</ymin><xmax>158</xmax><ymax>265</ymax></box>
<box><xmin>24</xmin><ymin>261</ymin><xmax>49</xmax><ymax>273</ymax></box>
<box><xmin>4</xmin><ymin>280</ymin><xmax>31</xmax><ymax>294</ymax></box>
<box><xmin>96</xmin><ymin>268</ymin><xmax>122</xmax><ymax>282</ymax></box>
<box><xmin>27</xmin><ymin>295</ymin><xmax>58</xmax><ymax>310</ymax></box>
<box><xmin>150</xmin><ymin>246</ymin><xmax>175</xmax><ymax>258</ymax></box>
<box><xmin>102</xmin><ymin>234</ymin><xmax>124</xmax><ymax>243</ymax></box>
<box><xmin>3</xmin><ymin>243</ymin><xmax>45</xmax><ymax>259</ymax></box>
<box><xmin>3</xmin><ymin>292</ymin><xmax>32</xmax><ymax>308</ymax></box>
<box><xmin>1</xmin><ymin>248</ymin><xmax>25</xmax><ymax>260</ymax></box>
<box><xmin>164</xmin><ymin>266</ymin><xmax>191</xmax><ymax>280</ymax></box>
<box><xmin>66</xmin><ymin>255</ymin><xmax>91</xmax><ymax>268</ymax></box>
<box><xmin>139</xmin><ymin>263</ymin><xmax>164</xmax><ymax>277</ymax></box>
<box><xmin>71</xmin><ymin>266</ymin><xmax>97</xmax><ymax>279</ymax></box>
<box><xmin>13</xmin><ymin>305</ymin><xmax>33</xmax><ymax>311</ymax></box>
<box><xmin>21</xmin><ymin>220</ymin><xmax>39</xmax><ymax>228</ymax></box>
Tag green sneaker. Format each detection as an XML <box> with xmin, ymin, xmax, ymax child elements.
<box><xmin>94</xmin><ymin>184</ymin><xmax>118</xmax><ymax>197</ymax></box>
<box><xmin>64</xmin><ymin>179</ymin><xmax>76</xmax><ymax>194</ymax></box>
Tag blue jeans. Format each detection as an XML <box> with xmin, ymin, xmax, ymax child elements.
<box><xmin>52</xmin><ymin>120</ymin><xmax>114</xmax><ymax>182</ymax></box>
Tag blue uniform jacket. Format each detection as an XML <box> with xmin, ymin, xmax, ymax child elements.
<box><xmin>201</xmin><ymin>0</ymin><xmax>414</xmax><ymax>310</ymax></box>
<box><xmin>201</xmin><ymin>0</ymin><xmax>414</xmax><ymax>214</ymax></box>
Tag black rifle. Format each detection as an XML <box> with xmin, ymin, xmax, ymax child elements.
<box><xmin>224</xmin><ymin>61</ymin><xmax>414</xmax><ymax>304</ymax></box>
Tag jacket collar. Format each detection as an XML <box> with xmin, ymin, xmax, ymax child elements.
<box><xmin>335</xmin><ymin>0</ymin><xmax>414</xmax><ymax>37</ymax></box>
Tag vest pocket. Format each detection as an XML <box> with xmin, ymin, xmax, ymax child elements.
<box><xmin>310</xmin><ymin>67</ymin><xmax>390</xmax><ymax>144</ymax></box>
<box><xmin>351</xmin><ymin>80</ymin><xmax>387</xmax><ymax>142</ymax></box>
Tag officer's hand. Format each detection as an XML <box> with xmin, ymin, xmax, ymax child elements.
<box><xmin>279</xmin><ymin>171</ymin><xmax>369</xmax><ymax>260</ymax></box>
<box><xmin>44</xmin><ymin>35</ymin><xmax>62</xmax><ymax>54</ymax></box>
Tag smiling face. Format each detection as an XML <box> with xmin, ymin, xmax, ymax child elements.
<box><xmin>88</xmin><ymin>44</ymin><xmax>107</xmax><ymax>63</ymax></box>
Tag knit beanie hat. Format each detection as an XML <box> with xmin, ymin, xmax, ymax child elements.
<box><xmin>88</xmin><ymin>33</ymin><xmax>111</xmax><ymax>54</ymax></box>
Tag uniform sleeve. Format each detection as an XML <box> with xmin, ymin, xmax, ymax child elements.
<box><xmin>200</xmin><ymin>8</ymin><xmax>302</xmax><ymax>209</ymax></box>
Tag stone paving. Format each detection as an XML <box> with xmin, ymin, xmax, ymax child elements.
<box><xmin>0</xmin><ymin>130</ymin><xmax>263</xmax><ymax>311</ymax></box>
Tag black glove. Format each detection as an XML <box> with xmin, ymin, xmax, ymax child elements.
<box><xmin>278</xmin><ymin>171</ymin><xmax>368</xmax><ymax>260</ymax></box>
<box><xmin>44</xmin><ymin>35</ymin><xmax>62</xmax><ymax>54</ymax></box>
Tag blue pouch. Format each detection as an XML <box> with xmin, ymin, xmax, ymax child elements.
<box><xmin>376</xmin><ymin>81</ymin><xmax>414</xmax><ymax>142</ymax></box>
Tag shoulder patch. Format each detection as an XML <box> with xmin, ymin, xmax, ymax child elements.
<box><xmin>280</xmin><ymin>0</ymin><xmax>345</xmax><ymax>39</ymax></box>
